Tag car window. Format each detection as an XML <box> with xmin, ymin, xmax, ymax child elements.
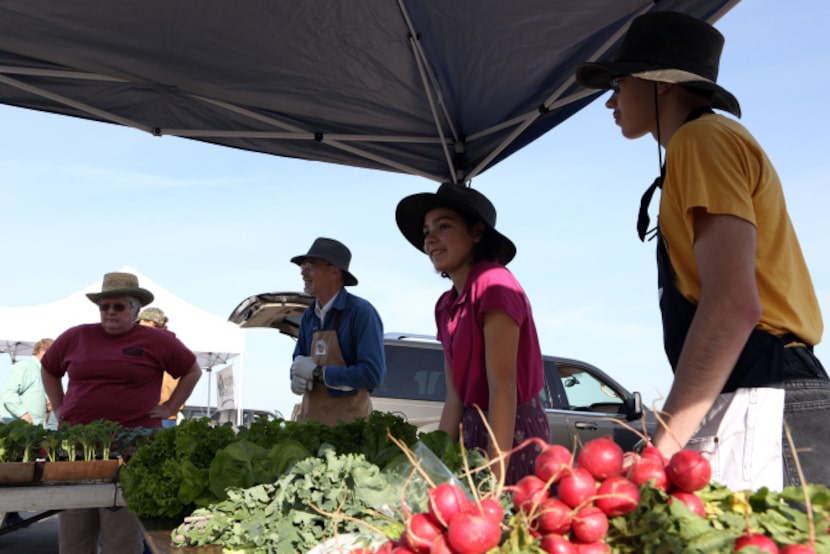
<box><xmin>538</xmin><ymin>379</ymin><xmax>554</xmax><ymax>409</ymax></box>
<box><xmin>556</xmin><ymin>361</ymin><xmax>624</xmax><ymax>412</ymax></box>
<box><xmin>539</xmin><ymin>358</ymin><xmax>570</xmax><ymax>410</ymax></box>
<box><xmin>373</xmin><ymin>342</ymin><xmax>446</xmax><ymax>401</ymax></box>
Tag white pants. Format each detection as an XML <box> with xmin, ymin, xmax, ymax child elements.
<box><xmin>685</xmin><ymin>387</ymin><xmax>784</xmax><ymax>492</ymax></box>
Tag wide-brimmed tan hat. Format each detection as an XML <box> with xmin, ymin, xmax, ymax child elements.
<box><xmin>86</xmin><ymin>272</ymin><xmax>154</xmax><ymax>306</ymax></box>
<box><xmin>291</xmin><ymin>237</ymin><xmax>358</xmax><ymax>286</ymax></box>
<box><xmin>576</xmin><ymin>11</ymin><xmax>741</xmax><ymax>117</ymax></box>
<box><xmin>395</xmin><ymin>183</ymin><xmax>516</xmax><ymax>265</ymax></box>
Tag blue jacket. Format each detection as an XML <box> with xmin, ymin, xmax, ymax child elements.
<box><xmin>292</xmin><ymin>288</ymin><xmax>386</xmax><ymax>397</ymax></box>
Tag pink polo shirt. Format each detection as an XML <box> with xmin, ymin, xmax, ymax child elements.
<box><xmin>435</xmin><ymin>260</ymin><xmax>544</xmax><ymax>410</ymax></box>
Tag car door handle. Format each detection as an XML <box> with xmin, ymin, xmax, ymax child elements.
<box><xmin>574</xmin><ymin>421</ymin><xmax>598</xmax><ymax>430</ymax></box>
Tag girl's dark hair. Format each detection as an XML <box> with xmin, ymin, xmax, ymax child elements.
<box><xmin>439</xmin><ymin>209</ymin><xmax>500</xmax><ymax>279</ymax></box>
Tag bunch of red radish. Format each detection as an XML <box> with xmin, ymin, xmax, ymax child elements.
<box><xmin>512</xmin><ymin>437</ymin><xmax>816</xmax><ymax>554</ymax></box>
<box><xmin>344</xmin><ymin>436</ymin><xmax>818</xmax><ymax>553</ymax></box>
<box><xmin>508</xmin><ymin>436</ymin><xmax>715</xmax><ymax>553</ymax></box>
<box><xmin>345</xmin><ymin>479</ymin><xmax>504</xmax><ymax>554</ymax></box>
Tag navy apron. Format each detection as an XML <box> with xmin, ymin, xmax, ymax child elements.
<box><xmin>656</xmin><ymin>229</ymin><xmax>786</xmax><ymax>392</ymax></box>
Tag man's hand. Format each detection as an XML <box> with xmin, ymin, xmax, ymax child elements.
<box><xmin>291</xmin><ymin>356</ymin><xmax>317</xmax><ymax>380</ymax></box>
<box><xmin>291</xmin><ymin>374</ymin><xmax>312</xmax><ymax>395</ymax></box>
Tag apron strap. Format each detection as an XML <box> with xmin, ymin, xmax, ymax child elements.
<box><xmin>637</xmin><ymin>106</ymin><xmax>714</xmax><ymax>242</ymax></box>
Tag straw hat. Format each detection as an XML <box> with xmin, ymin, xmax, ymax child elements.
<box><xmin>86</xmin><ymin>272</ymin><xmax>154</xmax><ymax>306</ymax></box>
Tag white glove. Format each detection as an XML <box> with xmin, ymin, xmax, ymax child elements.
<box><xmin>291</xmin><ymin>374</ymin><xmax>312</xmax><ymax>395</ymax></box>
<box><xmin>291</xmin><ymin>355</ymin><xmax>317</xmax><ymax>380</ymax></box>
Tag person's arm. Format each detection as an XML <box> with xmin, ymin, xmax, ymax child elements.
<box><xmin>438</xmin><ymin>359</ymin><xmax>464</xmax><ymax>442</ymax></box>
<box><xmin>149</xmin><ymin>362</ymin><xmax>201</xmax><ymax>420</ymax></box>
<box><xmin>24</xmin><ymin>362</ymin><xmax>48</xmax><ymax>425</ymax></box>
<box><xmin>652</xmin><ymin>210</ymin><xmax>761</xmax><ymax>458</ymax></box>
<box><xmin>482</xmin><ymin>309</ymin><xmax>519</xmax><ymax>478</ymax></box>
<box><xmin>1</xmin><ymin>365</ymin><xmax>26</xmax><ymax>420</ymax></box>
<box><xmin>41</xmin><ymin>368</ymin><xmax>65</xmax><ymax>419</ymax></box>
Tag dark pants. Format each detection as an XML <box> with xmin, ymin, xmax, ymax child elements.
<box><xmin>781</xmin><ymin>346</ymin><xmax>830</xmax><ymax>488</ymax></box>
<box><xmin>58</xmin><ymin>507</ymin><xmax>144</xmax><ymax>554</ymax></box>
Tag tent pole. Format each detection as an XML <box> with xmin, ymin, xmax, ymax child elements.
<box><xmin>206</xmin><ymin>365</ymin><xmax>213</xmax><ymax>417</ymax></box>
<box><xmin>235</xmin><ymin>351</ymin><xmax>244</xmax><ymax>427</ymax></box>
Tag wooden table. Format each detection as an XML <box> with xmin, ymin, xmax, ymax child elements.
<box><xmin>0</xmin><ymin>483</ymin><xmax>125</xmax><ymax>513</ymax></box>
<box><xmin>0</xmin><ymin>483</ymin><xmax>225</xmax><ymax>552</ymax></box>
<box><xmin>0</xmin><ymin>482</ymin><xmax>126</xmax><ymax>536</ymax></box>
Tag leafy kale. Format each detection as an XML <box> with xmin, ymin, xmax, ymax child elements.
<box><xmin>171</xmin><ymin>447</ymin><xmax>398</xmax><ymax>553</ymax></box>
<box><xmin>244</xmin><ymin>411</ymin><xmax>418</xmax><ymax>468</ymax></box>
<box><xmin>0</xmin><ymin>419</ymin><xmax>46</xmax><ymax>462</ymax></box>
<box><xmin>121</xmin><ymin>413</ymin><xmax>453</xmax><ymax>521</ymax></box>
<box><xmin>0</xmin><ymin>419</ymin><xmax>144</xmax><ymax>463</ymax></box>
<box><xmin>174</xmin><ymin>417</ymin><xmax>237</xmax><ymax>468</ymax></box>
<box><xmin>119</xmin><ymin>427</ymin><xmax>181</xmax><ymax>518</ymax></box>
<box><xmin>120</xmin><ymin>419</ymin><xmax>238</xmax><ymax>519</ymax></box>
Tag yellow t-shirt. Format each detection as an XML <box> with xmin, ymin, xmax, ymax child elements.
<box><xmin>659</xmin><ymin>113</ymin><xmax>822</xmax><ymax>345</ymax></box>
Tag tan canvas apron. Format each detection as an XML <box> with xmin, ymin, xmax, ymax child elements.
<box><xmin>297</xmin><ymin>319</ymin><xmax>372</xmax><ymax>425</ymax></box>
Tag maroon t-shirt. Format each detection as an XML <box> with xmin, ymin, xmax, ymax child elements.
<box><xmin>41</xmin><ymin>323</ymin><xmax>197</xmax><ymax>428</ymax></box>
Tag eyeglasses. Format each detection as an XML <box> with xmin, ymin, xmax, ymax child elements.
<box><xmin>300</xmin><ymin>261</ymin><xmax>332</xmax><ymax>271</ymax></box>
<box><xmin>610</xmin><ymin>78</ymin><xmax>621</xmax><ymax>94</ymax></box>
<box><xmin>99</xmin><ymin>303</ymin><xmax>128</xmax><ymax>312</ymax></box>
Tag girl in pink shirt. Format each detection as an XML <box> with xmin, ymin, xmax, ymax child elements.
<box><xmin>396</xmin><ymin>183</ymin><xmax>549</xmax><ymax>484</ymax></box>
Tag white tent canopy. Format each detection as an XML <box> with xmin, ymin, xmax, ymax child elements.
<box><xmin>0</xmin><ymin>266</ymin><xmax>244</xmax><ymax>369</ymax></box>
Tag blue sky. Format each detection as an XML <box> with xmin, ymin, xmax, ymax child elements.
<box><xmin>1</xmin><ymin>1</ymin><xmax>828</xmax><ymax>420</ymax></box>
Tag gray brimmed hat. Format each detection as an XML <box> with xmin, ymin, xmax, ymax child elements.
<box><xmin>291</xmin><ymin>237</ymin><xmax>358</xmax><ymax>286</ymax></box>
<box><xmin>395</xmin><ymin>183</ymin><xmax>516</xmax><ymax>265</ymax></box>
<box><xmin>576</xmin><ymin>11</ymin><xmax>741</xmax><ymax>117</ymax></box>
<box><xmin>86</xmin><ymin>271</ymin><xmax>154</xmax><ymax>306</ymax></box>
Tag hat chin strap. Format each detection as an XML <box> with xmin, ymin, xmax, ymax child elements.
<box><xmin>637</xmin><ymin>83</ymin><xmax>664</xmax><ymax>242</ymax></box>
<box><xmin>636</xmin><ymin>85</ymin><xmax>714</xmax><ymax>242</ymax></box>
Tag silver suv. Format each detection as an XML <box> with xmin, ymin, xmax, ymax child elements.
<box><xmin>376</xmin><ymin>333</ymin><xmax>651</xmax><ymax>452</ymax></box>
<box><xmin>228</xmin><ymin>292</ymin><xmax>654</xmax><ymax>452</ymax></box>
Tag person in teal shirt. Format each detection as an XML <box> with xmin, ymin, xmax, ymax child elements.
<box><xmin>0</xmin><ymin>338</ymin><xmax>53</xmax><ymax>425</ymax></box>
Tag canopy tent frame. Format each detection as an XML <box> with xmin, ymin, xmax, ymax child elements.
<box><xmin>0</xmin><ymin>340</ymin><xmax>35</xmax><ymax>364</ymax></box>
<box><xmin>0</xmin><ymin>1</ymin><xmax>740</xmax><ymax>185</ymax></box>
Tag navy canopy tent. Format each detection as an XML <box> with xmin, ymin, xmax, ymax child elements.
<box><xmin>0</xmin><ymin>0</ymin><xmax>738</xmax><ymax>183</ymax></box>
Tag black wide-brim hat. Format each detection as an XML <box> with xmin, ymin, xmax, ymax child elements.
<box><xmin>395</xmin><ymin>183</ymin><xmax>516</xmax><ymax>265</ymax></box>
<box><xmin>291</xmin><ymin>237</ymin><xmax>358</xmax><ymax>286</ymax></box>
<box><xmin>576</xmin><ymin>11</ymin><xmax>741</xmax><ymax>118</ymax></box>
